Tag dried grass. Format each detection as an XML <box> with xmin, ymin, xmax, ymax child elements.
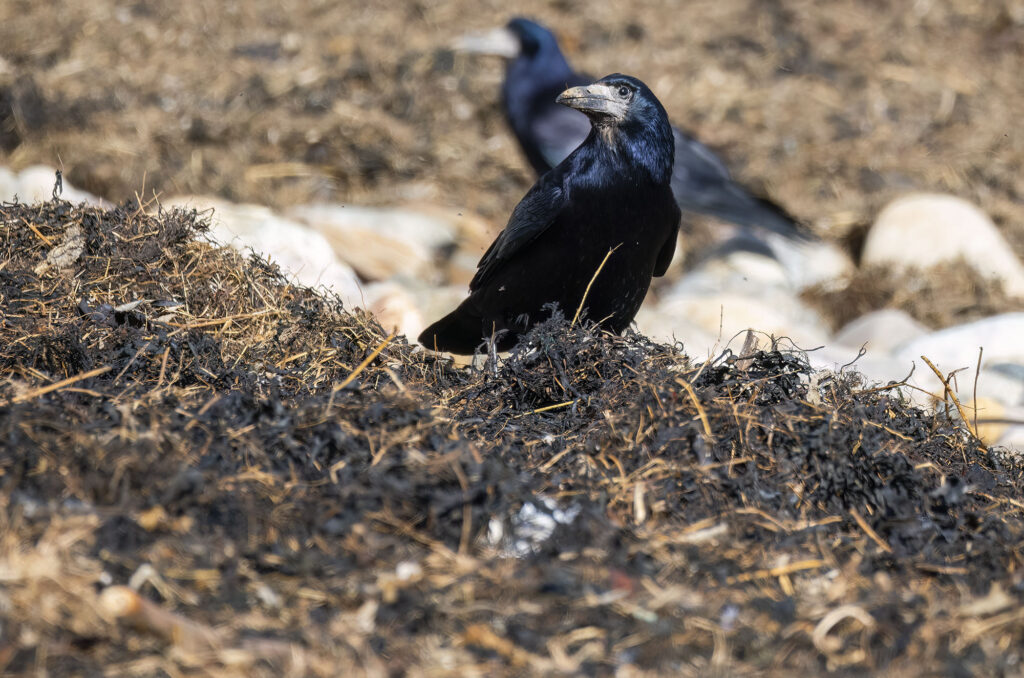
<box><xmin>2</xmin><ymin>199</ymin><xmax>1023</xmax><ymax>676</ymax></box>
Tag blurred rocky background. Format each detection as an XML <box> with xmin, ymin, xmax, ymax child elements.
<box><xmin>2</xmin><ymin>0</ymin><xmax>1024</xmax><ymax>446</ymax></box>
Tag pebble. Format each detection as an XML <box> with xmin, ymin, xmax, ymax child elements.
<box><xmin>287</xmin><ymin>204</ymin><xmax>457</xmax><ymax>283</ymax></box>
<box><xmin>166</xmin><ymin>195</ymin><xmax>364</xmax><ymax>307</ymax></box>
<box><xmin>894</xmin><ymin>313</ymin><xmax>1024</xmax><ymax>370</ymax></box>
<box><xmin>862</xmin><ymin>193</ymin><xmax>1024</xmax><ymax>296</ymax></box>
<box><xmin>0</xmin><ymin>164</ymin><xmax>106</xmax><ymax>205</ymax></box>
<box><xmin>832</xmin><ymin>309</ymin><xmax>929</xmax><ymax>354</ymax></box>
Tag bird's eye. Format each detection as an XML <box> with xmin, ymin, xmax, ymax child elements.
<box><xmin>617</xmin><ymin>86</ymin><xmax>631</xmax><ymax>98</ymax></box>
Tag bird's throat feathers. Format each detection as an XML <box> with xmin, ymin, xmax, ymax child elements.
<box><xmin>587</xmin><ymin>120</ymin><xmax>674</xmax><ymax>186</ymax></box>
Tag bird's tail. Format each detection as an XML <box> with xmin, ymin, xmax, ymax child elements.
<box><xmin>731</xmin><ymin>192</ymin><xmax>815</xmax><ymax>242</ymax></box>
<box><xmin>674</xmin><ymin>183</ymin><xmax>815</xmax><ymax>242</ymax></box>
<box><xmin>418</xmin><ymin>302</ymin><xmax>487</xmax><ymax>355</ymax></box>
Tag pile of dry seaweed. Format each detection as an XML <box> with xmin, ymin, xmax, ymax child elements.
<box><xmin>2</xmin><ymin>199</ymin><xmax>1023</xmax><ymax>677</ymax></box>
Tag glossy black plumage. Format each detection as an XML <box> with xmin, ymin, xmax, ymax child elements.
<box><xmin>496</xmin><ymin>18</ymin><xmax>810</xmax><ymax>241</ymax></box>
<box><xmin>420</xmin><ymin>74</ymin><xmax>681</xmax><ymax>354</ymax></box>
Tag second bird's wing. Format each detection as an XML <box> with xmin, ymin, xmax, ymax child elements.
<box><xmin>471</xmin><ymin>179</ymin><xmax>565</xmax><ymax>290</ymax></box>
<box><xmin>530</xmin><ymin>104</ymin><xmax>592</xmax><ymax>170</ymax></box>
<box><xmin>670</xmin><ymin>128</ymin><xmax>810</xmax><ymax>240</ymax></box>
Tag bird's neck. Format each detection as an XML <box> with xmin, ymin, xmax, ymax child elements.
<box><xmin>588</xmin><ymin>123</ymin><xmax>674</xmax><ymax>186</ymax></box>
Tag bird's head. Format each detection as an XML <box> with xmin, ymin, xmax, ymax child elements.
<box><xmin>556</xmin><ymin>74</ymin><xmax>666</xmax><ymax>129</ymax></box>
<box><xmin>557</xmin><ymin>74</ymin><xmax>675</xmax><ymax>179</ymax></box>
<box><xmin>454</xmin><ymin>18</ymin><xmax>569</xmax><ymax>66</ymax></box>
<box><xmin>505</xmin><ymin>18</ymin><xmax>560</xmax><ymax>58</ymax></box>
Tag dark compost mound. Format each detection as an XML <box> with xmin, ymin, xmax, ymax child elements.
<box><xmin>2</xmin><ymin>199</ymin><xmax>1023</xmax><ymax>677</ymax></box>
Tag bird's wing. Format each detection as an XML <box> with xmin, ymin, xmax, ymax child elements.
<box><xmin>653</xmin><ymin>206</ymin><xmax>682</xmax><ymax>277</ymax></box>
<box><xmin>530</xmin><ymin>105</ymin><xmax>592</xmax><ymax>170</ymax></box>
<box><xmin>671</xmin><ymin>128</ymin><xmax>812</xmax><ymax>240</ymax></box>
<box><xmin>471</xmin><ymin>179</ymin><xmax>565</xmax><ymax>290</ymax></box>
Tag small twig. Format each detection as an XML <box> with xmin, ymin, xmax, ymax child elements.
<box><xmin>100</xmin><ymin>586</ymin><xmax>224</xmax><ymax>653</ymax></box>
<box><xmin>9</xmin><ymin>365</ymin><xmax>112</xmax><ymax>404</ymax></box>
<box><xmin>113</xmin><ymin>340</ymin><xmax>152</xmax><ymax>383</ymax></box>
<box><xmin>324</xmin><ymin>333</ymin><xmax>397</xmax><ymax>415</ymax></box>
<box><xmin>849</xmin><ymin>507</ymin><xmax>892</xmax><ymax>554</ymax></box>
<box><xmin>921</xmin><ymin>355</ymin><xmax>976</xmax><ymax>439</ymax></box>
<box><xmin>812</xmin><ymin>605</ymin><xmax>876</xmax><ymax>655</ymax></box>
<box><xmin>678</xmin><ymin>379</ymin><xmax>712</xmax><ymax>438</ymax></box>
<box><xmin>571</xmin><ymin>245</ymin><xmax>619</xmax><ymax>327</ymax></box>
<box><xmin>334</xmin><ymin>333</ymin><xmax>395</xmax><ymax>392</ymax></box>
<box><xmin>100</xmin><ymin>586</ymin><xmax>302</xmax><ymax>665</ymax></box>
<box><xmin>539</xmin><ymin>447</ymin><xmax>574</xmax><ymax>471</ymax></box>
<box><xmin>27</xmin><ymin>221</ymin><xmax>54</xmax><ymax>246</ymax></box>
<box><xmin>154</xmin><ymin>346</ymin><xmax>170</xmax><ymax>391</ymax></box>
<box><xmin>973</xmin><ymin>346</ymin><xmax>983</xmax><ymax>439</ymax></box>
<box><xmin>519</xmin><ymin>400</ymin><xmax>575</xmax><ymax>417</ymax></box>
<box><xmin>449</xmin><ymin>459</ymin><xmax>473</xmax><ymax>556</ymax></box>
<box><xmin>166</xmin><ymin>309</ymin><xmax>278</xmax><ymax>332</ymax></box>
<box><xmin>726</xmin><ymin>558</ymin><xmax>825</xmax><ymax>584</ymax></box>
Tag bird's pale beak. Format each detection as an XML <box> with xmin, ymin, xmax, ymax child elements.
<box><xmin>556</xmin><ymin>83</ymin><xmax>628</xmax><ymax>121</ymax></box>
<box><xmin>452</xmin><ymin>27</ymin><xmax>519</xmax><ymax>58</ymax></box>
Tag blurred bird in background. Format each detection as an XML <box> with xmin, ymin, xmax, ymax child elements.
<box><xmin>456</xmin><ymin>17</ymin><xmax>812</xmax><ymax>243</ymax></box>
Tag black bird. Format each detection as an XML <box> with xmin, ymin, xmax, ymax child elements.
<box><xmin>419</xmin><ymin>74</ymin><xmax>681</xmax><ymax>354</ymax></box>
<box><xmin>458</xmin><ymin>17</ymin><xmax>810</xmax><ymax>241</ymax></box>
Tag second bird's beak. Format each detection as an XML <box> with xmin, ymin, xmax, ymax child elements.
<box><xmin>556</xmin><ymin>83</ymin><xmax>628</xmax><ymax>121</ymax></box>
<box><xmin>453</xmin><ymin>27</ymin><xmax>519</xmax><ymax>58</ymax></box>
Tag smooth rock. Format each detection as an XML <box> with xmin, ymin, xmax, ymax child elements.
<box><xmin>633</xmin><ymin>308</ymin><xmax>720</xmax><ymax>358</ymax></box>
<box><xmin>862</xmin><ymin>193</ymin><xmax>1024</xmax><ymax>296</ymax></box>
<box><xmin>363</xmin><ymin>282</ymin><xmax>423</xmax><ymax>342</ymax></box>
<box><xmin>0</xmin><ymin>164</ymin><xmax>106</xmax><ymax>205</ymax></box>
<box><xmin>973</xmin><ymin>365</ymin><xmax>1024</xmax><ymax>407</ymax></box>
<box><xmin>995</xmin><ymin>417</ymin><xmax>1024</xmax><ymax>456</ymax></box>
<box><xmin>894</xmin><ymin>313</ymin><xmax>1024</xmax><ymax>370</ymax></box>
<box><xmin>676</xmin><ymin>236</ymin><xmax>790</xmax><ymax>295</ymax></box>
<box><xmin>650</xmin><ymin>289</ymin><xmax>831</xmax><ymax>353</ymax></box>
<box><xmin>287</xmin><ymin>204</ymin><xmax>457</xmax><ymax>283</ymax></box>
<box><xmin>763</xmin><ymin>232</ymin><xmax>856</xmax><ymax>291</ymax></box>
<box><xmin>166</xmin><ymin>195</ymin><xmax>363</xmax><ymax>307</ymax></box>
<box><xmin>833</xmin><ymin>309</ymin><xmax>929</xmax><ymax>353</ymax></box>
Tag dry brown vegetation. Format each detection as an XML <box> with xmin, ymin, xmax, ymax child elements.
<box><xmin>3</xmin><ymin>1</ymin><xmax>1024</xmax><ymax>675</ymax></box>
<box><xmin>2</xmin><ymin>0</ymin><xmax>1022</xmax><ymax>236</ymax></box>
<box><xmin>2</xmin><ymin>198</ymin><xmax>1023</xmax><ymax>676</ymax></box>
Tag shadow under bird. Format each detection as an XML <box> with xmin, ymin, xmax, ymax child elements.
<box><xmin>457</xmin><ymin>17</ymin><xmax>811</xmax><ymax>241</ymax></box>
<box><xmin>419</xmin><ymin>74</ymin><xmax>681</xmax><ymax>354</ymax></box>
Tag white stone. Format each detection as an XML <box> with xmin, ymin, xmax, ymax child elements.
<box><xmin>0</xmin><ymin>164</ymin><xmax>106</xmax><ymax>205</ymax></box>
<box><xmin>862</xmin><ymin>193</ymin><xmax>1024</xmax><ymax>296</ymax></box>
<box><xmin>996</xmin><ymin>421</ymin><xmax>1024</xmax><ymax>455</ymax></box>
<box><xmin>808</xmin><ymin>344</ymin><xmax>916</xmax><ymax>383</ymax></box>
<box><xmin>166</xmin><ymin>195</ymin><xmax>364</xmax><ymax>308</ymax></box>
<box><xmin>894</xmin><ymin>313</ymin><xmax>1024</xmax><ymax>371</ymax></box>
<box><xmin>648</xmin><ymin>289</ymin><xmax>831</xmax><ymax>355</ymax></box>
<box><xmin>763</xmin><ymin>232</ymin><xmax>856</xmax><ymax>291</ymax></box>
<box><xmin>633</xmin><ymin>307</ymin><xmax>720</xmax><ymax>358</ymax></box>
<box><xmin>833</xmin><ymin>309</ymin><xmax>929</xmax><ymax>353</ymax></box>
<box><xmin>363</xmin><ymin>281</ymin><xmax>423</xmax><ymax>343</ymax></box>
<box><xmin>287</xmin><ymin>204</ymin><xmax>457</xmax><ymax>283</ymax></box>
<box><xmin>972</xmin><ymin>367</ymin><xmax>1024</xmax><ymax>408</ymax></box>
<box><xmin>676</xmin><ymin>239</ymin><xmax>790</xmax><ymax>295</ymax></box>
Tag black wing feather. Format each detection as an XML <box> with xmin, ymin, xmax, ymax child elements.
<box><xmin>653</xmin><ymin>209</ymin><xmax>681</xmax><ymax>277</ymax></box>
<box><xmin>471</xmin><ymin>178</ymin><xmax>565</xmax><ymax>290</ymax></box>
